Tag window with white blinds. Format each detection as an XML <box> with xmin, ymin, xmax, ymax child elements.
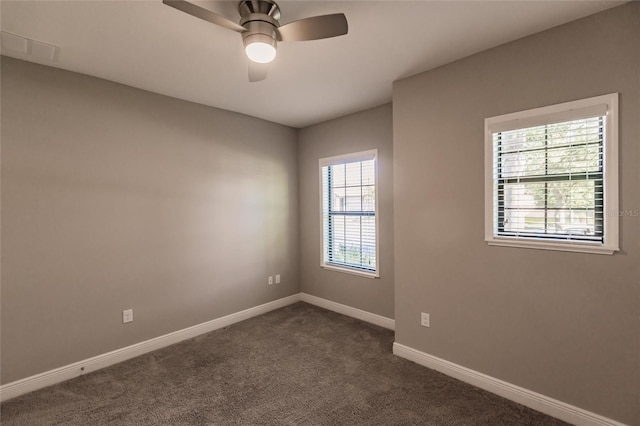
<box><xmin>484</xmin><ymin>94</ymin><xmax>619</xmax><ymax>254</ymax></box>
<box><xmin>320</xmin><ymin>150</ymin><xmax>378</xmax><ymax>277</ymax></box>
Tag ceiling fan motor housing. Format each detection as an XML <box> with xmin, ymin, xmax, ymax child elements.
<box><xmin>238</xmin><ymin>0</ymin><xmax>280</xmax><ymax>50</ymax></box>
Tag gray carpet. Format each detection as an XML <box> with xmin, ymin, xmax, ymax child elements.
<box><xmin>1</xmin><ymin>302</ymin><xmax>567</xmax><ymax>425</ymax></box>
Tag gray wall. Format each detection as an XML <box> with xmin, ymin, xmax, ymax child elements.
<box><xmin>1</xmin><ymin>57</ymin><xmax>299</xmax><ymax>384</ymax></box>
<box><xmin>392</xmin><ymin>3</ymin><xmax>639</xmax><ymax>424</ymax></box>
<box><xmin>298</xmin><ymin>104</ymin><xmax>394</xmax><ymax>319</ymax></box>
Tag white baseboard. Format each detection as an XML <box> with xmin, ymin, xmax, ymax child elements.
<box><xmin>393</xmin><ymin>343</ymin><xmax>626</xmax><ymax>426</ymax></box>
<box><xmin>300</xmin><ymin>293</ymin><xmax>395</xmax><ymax>330</ymax></box>
<box><xmin>7</xmin><ymin>297</ymin><xmax>618</xmax><ymax>425</ymax></box>
<box><xmin>0</xmin><ymin>294</ymin><xmax>302</xmax><ymax>402</ymax></box>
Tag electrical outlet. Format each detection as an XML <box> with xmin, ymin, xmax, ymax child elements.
<box><xmin>268</xmin><ymin>276</ymin><xmax>273</xmax><ymax>285</ymax></box>
<box><xmin>275</xmin><ymin>274</ymin><xmax>281</xmax><ymax>284</ymax></box>
<box><xmin>421</xmin><ymin>312</ymin><xmax>430</xmax><ymax>328</ymax></box>
<box><xmin>123</xmin><ymin>309</ymin><xmax>133</xmax><ymax>324</ymax></box>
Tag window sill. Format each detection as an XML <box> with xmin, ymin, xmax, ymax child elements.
<box><xmin>321</xmin><ymin>264</ymin><xmax>379</xmax><ymax>278</ymax></box>
<box><xmin>486</xmin><ymin>237</ymin><xmax>618</xmax><ymax>255</ymax></box>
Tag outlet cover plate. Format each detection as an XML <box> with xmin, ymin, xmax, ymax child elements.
<box><xmin>421</xmin><ymin>312</ymin><xmax>430</xmax><ymax>327</ymax></box>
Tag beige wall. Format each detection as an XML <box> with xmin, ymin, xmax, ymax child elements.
<box><xmin>1</xmin><ymin>57</ymin><xmax>299</xmax><ymax>384</ymax></box>
<box><xmin>392</xmin><ymin>3</ymin><xmax>639</xmax><ymax>425</ymax></box>
<box><xmin>298</xmin><ymin>104</ymin><xmax>394</xmax><ymax>318</ymax></box>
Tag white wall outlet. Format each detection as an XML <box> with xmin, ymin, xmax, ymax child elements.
<box><xmin>275</xmin><ymin>274</ymin><xmax>281</xmax><ymax>284</ymax></box>
<box><xmin>123</xmin><ymin>309</ymin><xmax>133</xmax><ymax>324</ymax></box>
<box><xmin>268</xmin><ymin>276</ymin><xmax>273</xmax><ymax>285</ymax></box>
<box><xmin>421</xmin><ymin>312</ymin><xmax>430</xmax><ymax>328</ymax></box>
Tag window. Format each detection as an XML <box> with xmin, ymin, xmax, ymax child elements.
<box><xmin>320</xmin><ymin>150</ymin><xmax>378</xmax><ymax>277</ymax></box>
<box><xmin>485</xmin><ymin>93</ymin><xmax>619</xmax><ymax>254</ymax></box>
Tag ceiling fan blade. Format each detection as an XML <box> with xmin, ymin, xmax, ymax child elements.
<box><xmin>248</xmin><ymin>61</ymin><xmax>268</xmax><ymax>82</ymax></box>
<box><xmin>163</xmin><ymin>0</ymin><xmax>246</xmax><ymax>33</ymax></box>
<box><xmin>277</xmin><ymin>13</ymin><xmax>348</xmax><ymax>42</ymax></box>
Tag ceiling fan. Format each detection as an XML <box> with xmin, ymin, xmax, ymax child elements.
<box><xmin>163</xmin><ymin>0</ymin><xmax>349</xmax><ymax>82</ymax></box>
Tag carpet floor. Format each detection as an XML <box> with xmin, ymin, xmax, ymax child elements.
<box><xmin>1</xmin><ymin>302</ymin><xmax>567</xmax><ymax>425</ymax></box>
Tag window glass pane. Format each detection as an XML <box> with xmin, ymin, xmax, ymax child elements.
<box><xmin>344</xmin><ymin>216</ymin><xmax>362</xmax><ymax>265</ymax></box>
<box><xmin>501</xmin><ymin>182</ymin><xmax>600</xmax><ymax>237</ymax></box>
<box><xmin>503</xmin><ymin>182</ymin><xmax>600</xmax><ymax>210</ymax></box>
<box><xmin>362</xmin><ymin>160</ymin><xmax>375</xmax><ymax>185</ymax></box>
<box><xmin>503</xmin><ymin>209</ymin><xmax>545</xmax><ymax>234</ymax></box>
<box><xmin>546</xmin><ymin>117</ymin><xmax>602</xmax><ymax>147</ymax></box>
<box><xmin>502</xmin><ymin>182</ymin><xmax>545</xmax><ymax>209</ymax></box>
<box><xmin>362</xmin><ymin>185</ymin><xmax>375</xmax><ymax>211</ymax></box>
<box><xmin>546</xmin><ymin>145</ymin><xmax>600</xmax><ymax>175</ymax></box>
<box><xmin>330</xmin><ymin>215</ymin><xmax>345</xmax><ymax>263</ymax></box>
<box><xmin>497</xmin><ymin>128</ymin><xmax>546</xmax><ymax>153</ymax></box>
<box><xmin>500</xmin><ymin>151</ymin><xmax>545</xmax><ymax>178</ymax></box>
<box><xmin>345</xmin><ymin>162</ymin><xmax>361</xmax><ymax>187</ymax></box>
<box><xmin>321</xmin><ymin>167</ymin><xmax>329</xmax><ymax>212</ymax></box>
<box><xmin>361</xmin><ymin>216</ymin><xmax>376</xmax><ymax>269</ymax></box>
<box><xmin>331</xmin><ymin>164</ymin><xmax>345</xmax><ymax>188</ymax></box>
<box><xmin>345</xmin><ymin>187</ymin><xmax>362</xmax><ymax>211</ymax></box>
<box><xmin>331</xmin><ymin>188</ymin><xmax>345</xmax><ymax>212</ymax></box>
<box><xmin>547</xmin><ymin>181</ymin><xmax>596</xmax><ymax>209</ymax></box>
<box><xmin>545</xmin><ymin>209</ymin><xmax>595</xmax><ymax>236</ymax></box>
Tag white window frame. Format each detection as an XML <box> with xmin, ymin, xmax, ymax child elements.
<box><xmin>484</xmin><ymin>93</ymin><xmax>619</xmax><ymax>255</ymax></box>
<box><xmin>319</xmin><ymin>149</ymin><xmax>379</xmax><ymax>278</ymax></box>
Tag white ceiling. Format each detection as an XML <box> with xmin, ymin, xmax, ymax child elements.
<box><xmin>1</xmin><ymin>0</ymin><xmax>625</xmax><ymax>128</ymax></box>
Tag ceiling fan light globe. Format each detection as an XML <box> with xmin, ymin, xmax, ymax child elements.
<box><xmin>245</xmin><ymin>41</ymin><xmax>277</xmax><ymax>63</ymax></box>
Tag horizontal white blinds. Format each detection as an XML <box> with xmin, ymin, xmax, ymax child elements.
<box><xmin>493</xmin><ymin>115</ymin><xmax>604</xmax><ymax>242</ymax></box>
<box><xmin>321</xmin><ymin>158</ymin><xmax>377</xmax><ymax>272</ymax></box>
